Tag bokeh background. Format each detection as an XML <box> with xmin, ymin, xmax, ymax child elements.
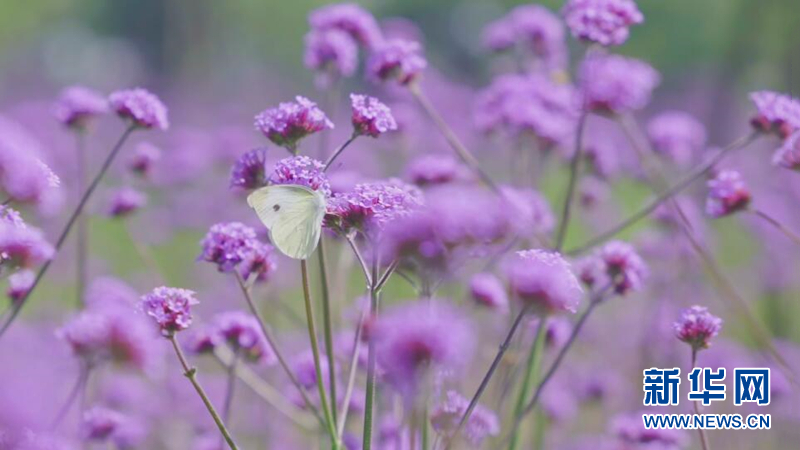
<box><xmin>2</xmin><ymin>1</ymin><xmax>800</xmax><ymax>449</ymax></box>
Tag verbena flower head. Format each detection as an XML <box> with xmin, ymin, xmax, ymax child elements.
<box><xmin>140</xmin><ymin>286</ymin><xmax>198</xmax><ymax>335</ymax></box>
<box><xmin>326</xmin><ymin>180</ymin><xmax>422</xmax><ymax>235</ymax></box>
<box><xmin>772</xmin><ymin>131</ymin><xmax>800</xmax><ymax>170</ymax></box>
<box><xmin>430</xmin><ymin>390</ymin><xmax>500</xmax><ymax>446</ymax></box>
<box><xmin>580</xmin><ymin>53</ymin><xmax>660</xmax><ymax>114</ymax></box>
<box><xmin>562</xmin><ymin>0</ymin><xmax>644</xmax><ymax>46</ymax></box>
<box><xmin>0</xmin><ymin>223</ymin><xmax>54</xmax><ymax>270</ymax></box>
<box><xmin>213</xmin><ymin>311</ymin><xmax>276</xmax><ymax>364</ymax></box>
<box><xmin>469</xmin><ymin>272</ymin><xmax>509</xmax><ymax>312</ymax></box>
<box><xmin>54</xmin><ymin>86</ymin><xmax>108</xmax><ymax>129</ymax></box>
<box><xmin>749</xmin><ymin>90</ymin><xmax>800</xmax><ymax>138</ymax></box>
<box><xmin>269</xmin><ymin>155</ymin><xmax>332</xmax><ymax>197</ymax></box>
<box><xmin>500</xmin><ymin>186</ymin><xmax>555</xmax><ymax>237</ymax></box>
<box><xmin>57</xmin><ymin>304</ymin><xmax>160</xmax><ymax>370</ymax></box>
<box><xmin>254</xmin><ymin>96</ymin><xmax>333</xmax><ymax>151</ymax></box>
<box><xmin>199</xmin><ymin>222</ymin><xmax>260</xmax><ymax>273</ymax></box>
<box><xmin>107</xmin><ymin>187</ymin><xmax>146</xmax><ymax>218</ymax></box>
<box><xmin>508</xmin><ymin>249</ymin><xmax>583</xmax><ymax>314</ymax></box>
<box><xmin>304</xmin><ymin>29</ymin><xmax>358</xmax><ymax>87</ymax></box>
<box><xmin>82</xmin><ymin>406</ymin><xmax>125</xmax><ymax>441</ymax></box>
<box><xmin>482</xmin><ymin>5</ymin><xmax>566</xmax><ymax>67</ymax></box>
<box><xmin>373</xmin><ymin>300</ymin><xmax>474</xmax><ymax>399</ymax></box>
<box><xmin>0</xmin><ymin>134</ymin><xmax>62</xmax><ymax>208</ymax></box>
<box><xmin>367</xmin><ymin>39</ymin><xmax>427</xmax><ymax>85</ymax></box>
<box><xmin>705</xmin><ymin>169</ymin><xmax>750</xmax><ymax>218</ymax></box>
<box><xmin>612</xmin><ymin>411</ymin><xmax>688</xmax><ymax>448</ymax></box>
<box><xmin>108</xmin><ymin>88</ymin><xmax>169</xmax><ymax>130</ymax></box>
<box><xmin>127</xmin><ymin>142</ymin><xmax>161</xmax><ymax>177</ymax></box>
<box><xmin>673</xmin><ymin>305</ymin><xmax>723</xmax><ymax>350</ymax></box>
<box><xmin>405</xmin><ymin>154</ymin><xmax>471</xmax><ymax>187</ymax></box>
<box><xmin>238</xmin><ymin>240</ymin><xmax>278</xmax><ymax>282</ymax></box>
<box><xmin>7</xmin><ymin>269</ymin><xmax>34</xmax><ymax>303</ymax></box>
<box><xmin>229</xmin><ymin>148</ymin><xmax>268</xmax><ymax>190</ymax></box>
<box><xmin>0</xmin><ymin>204</ymin><xmax>25</xmax><ymax>229</ymax></box>
<box><xmin>597</xmin><ymin>240</ymin><xmax>648</xmax><ymax>295</ymax></box>
<box><xmin>308</xmin><ymin>3</ymin><xmax>383</xmax><ymax>49</ymax></box>
<box><xmin>474</xmin><ymin>73</ymin><xmax>579</xmax><ymax>146</ymax></box>
<box><xmin>647</xmin><ymin>111</ymin><xmax>707</xmax><ymax>166</ymax></box>
<box><xmin>350</xmin><ymin>94</ymin><xmax>397</xmax><ymax>137</ymax></box>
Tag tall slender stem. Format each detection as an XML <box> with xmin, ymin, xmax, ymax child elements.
<box><xmin>750</xmin><ymin>208</ymin><xmax>800</xmax><ymax>246</ymax></box>
<box><xmin>408</xmin><ymin>82</ymin><xmax>500</xmax><ymax>193</ymax></box>
<box><xmin>316</xmin><ymin>238</ymin><xmax>338</xmax><ymax>429</ymax></box>
<box><xmin>421</xmin><ymin>404</ymin><xmax>430</xmax><ymax>450</ymax></box>
<box><xmin>168</xmin><ymin>334</ymin><xmax>239</xmax><ymax>450</ymax></box>
<box><xmin>554</xmin><ymin>111</ymin><xmax>588</xmax><ymax>251</ymax></box>
<box><xmin>508</xmin><ymin>318</ymin><xmax>547</xmax><ymax>450</ymax></box>
<box><xmin>362</xmin><ymin>259</ymin><xmax>381</xmax><ymax>450</ymax></box>
<box><xmin>691</xmin><ymin>349</ymin><xmax>712</xmax><ymax>450</ymax></box>
<box><xmin>567</xmin><ymin>132</ymin><xmax>756</xmax><ymax>255</ymax></box>
<box><xmin>233</xmin><ymin>270</ymin><xmax>326</xmax><ymax>427</ymax></box>
<box><xmin>324</xmin><ymin>135</ymin><xmax>358</xmax><ymax>171</ymax></box>
<box><xmin>503</xmin><ymin>287</ymin><xmax>610</xmax><ymax>444</ymax></box>
<box><xmin>444</xmin><ymin>306</ymin><xmax>530</xmax><ymax>449</ymax></box>
<box><xmin>212</xmin><ymin>348</ymin><xmax>315</xmax><ymax>430</ymax></box>
<box><xmin>337</xmin><ymin>306</ymin><xmax>367</xmax><ymax>439</ymax></box>
<box><xmin>300</xmin><ymin>260</ymin><xmax>339</xmax><ymax>450</ymax></box>
<box><xmin>220</xmin><ymin>350</ymin><xmax>239</xmax><ymax>446</ymax></box>
<box><xmin>0</xmin><ymin>126</ymin><xmax>136</xmax><ymax>339</ymax></box>
<box><xmin>75</xmin><ymin>130</ymin><xmax>87</xmax><ymax>306</ymax></box>
<box><xmin>51</xmin><ymin>363</ymin><xmax>89</xmax><ymax>428</ymax></box>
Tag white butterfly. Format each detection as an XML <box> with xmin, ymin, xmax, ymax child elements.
<box><xmin>247</xmin><ymin>184</ymin><xmax>327</xmax><ymax>260</ymax></box>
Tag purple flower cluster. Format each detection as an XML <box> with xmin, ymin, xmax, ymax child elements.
<box><xmin>140</xmin><ymin>286</ymin><xmax>199</xmax><ymax>335</ymax></box>
<box><xmin>229</xmin><ymin>148</ymin><xmax>268</xmax><ymax>190</ymax></box>
<box><xmin>430</xmin><ymin>390</ymin><xmax>500</xmax><ymax>446</ymax></box>
<box><xmin>405</xmin><ymin>154</ymin><xmax>471</xmax><ymax>187</ymax></box>
<box><xmin>507</xmin><ymin>249</ymin><xmax>583</xmax><ymax>314</ymax></box>
<box><xmin>474</xmin><ymin>73</ymin><xmax>579</xmax><ymax>146</ymax></box>
<box><xmin>0</xmin><ymin>120</ymin><xmax>62</xmax><ymax>209</ymax></box>
<box><xmin>373</xmin><ymin>300</ymin><xmax>474</xmax><ymax>398</ymax></box>
<box><xmin>749</xmin><ymin>90</ymin><xmax>800</xmax><ymax>138</ymax></box>
<box><xmin>647</xmin><ymin>111</ymin><xmax>707</xmax><ymax>166</ymax></box>
<box><xmin>308</xmin><ymin>3</ymin><xmax>383</xmax><ymax>49</ymax></box>
<box><xmin>580</xmin><ymin>53</ymin><xmax>660</xmax><ymax>114</ymax></box>
<box><xmin>108</xmin><ymin>88</ymin><xmax>169</xmax><ymax>130</ymax></box>
<box><xmin>304</xmin><ymin>29</ymin><xmax>359</xmax><ymax>85</ymax></box>
<box><xmin>367</xmin><ymin>39</ymin><xmax>427</xmax><ymax>85</ymax></box>
<box><xmin>254</xmin><ymin>96</ymin><xmax>333</xmax><ymax>150</ymax></box>
<box><xmin>469</xmin><ymin>272</ymin><xmax>509</xmax><ymax>312</ymax></box>
<box><xmin>350</xmin><ymin>94</ymin><xmax>397</xmax><ymax>137</ymax></box>
<box><xmin>482</xmin><ymin>5</ymin><xmax>566</xmax><ymax>68</ymax></box>
<box><xmin>199</xmin><ymin>222</ymin><xmax>276</xmax><ymax>281</ymax></box>
<box><xmin>0</xmin><ymin>222</ymin><xmax>54</xmax><ymax>270</ymax></box>
<box><xmin>673</xmin><ymin>305</ymin><xmax>723</xmax><ymax>350</ymax></box>
<box><xmin>326</xmin><ymin>180</ymin><xmax>422</xmax><ymax>234</ymax></box>
<box><xmin>577</xmin><ymin>240</ymin><xmax>648</xmax><ymax>295</ymax></box>
<box><xmin>772</xmin><ymin>132</ymin><xmax>800</xmax><ymax>170</ymax></box>
<box><xmin>562</xmin><ymin>0</ymin><xmax>644</xmax><ymax>46</ymax></box>
<box><xmin>108</xmin><ymin>187</ymin><xmax>146</xmax><ymax>218</ymax></box>
<box><xmin>127</xmin><ymin>142</ymin><xmax>161</xmax><ymax>177</ymax></box>
<box><xmin>53</xmin><ymin>86</ymin><xmax>108</xmax><ymax>129</ymax></box>
<box><xmin>191</xmin><ymin>311</ymin><xmax>276</xmax><ymax>364</ymax></box>
<box><xmin>269</xmin><ymin>155</ymin><xmax>332</xmax><ymax>197</ymax></box>
<box><xmin>705</xmin><ymin>169</ymin><xmax>750</xmax><ymax>218</ymax></box>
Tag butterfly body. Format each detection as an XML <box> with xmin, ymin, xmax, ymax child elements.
<box><xmin>247</xmin><ymin>184</ymin><xmax>326</xmax><ymax>260</ymax></box>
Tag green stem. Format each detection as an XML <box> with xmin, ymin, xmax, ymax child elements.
<box><xmin>300</xmin><ymin>260</ymin><xmax>339</xmax><ymax>450</ymax></box>
<box><xmin>362</xmin><ymin>260</ymin><xmax>381</xmax><ymax>450</ymax></box>
<box><xmin>554</xmin><ymin>110</ymin><xmax>588</xmax><ymax>251</ymax></box>
<box><xmin>0</xmin><ymin>126</ymin><xmax>136</xmax><ymax>339</ymax></box>
<box><xmin>408</xmin><ymin>82</ymin><xmax>500</xmax><ymax>193</ymax></box>
<box><xmin>168</xmin><ymin>334</ymin><xmax>239</xmax><ymax>450</ymax></box>
<box><xmin>324</xmin><ymin>135</ymin><xmax>358</xmax><ymax>171</ymax></box>
<box><xmin>317</xmin><ymin>239</ymin><xmax>338</xmax><ymax>429</ymax></box>
<box><xmin>75</xmin><ymin>130</ymin><xmax>87</xmax><ymax>307</ymax></box>
<box><xmin>750</xmin><ymin>208</ymin><xmax>800</xmax><ymax>246</ymax></box>
<box><xmin>337</xmin><ymin>306</ymin><xmax>367</xmax><ymax>439</ymax></box>
<box><xmin>233</xmin><ymin>271</ymin><xmax>326</xmax><ymax>428</ymax></box>
<box><xmin>421</xmin><ymin>404</ymin><xmax>430</xmax><ymax>450</ymax></box>
<box><xmin>691</xmin><ymin>349</ymin><xmax>712</xmax><ymax>450</ymax></box>
<box><xmin>508</xmin><ymin>318</ymin><xmax>547</xmax><ymax>450</ymax></box>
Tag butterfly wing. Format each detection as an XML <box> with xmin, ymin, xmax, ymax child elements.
<box><xmin>247</xmin><ymin>185</ymin><xmax>326</xmax><ymax>260</ymax></box>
